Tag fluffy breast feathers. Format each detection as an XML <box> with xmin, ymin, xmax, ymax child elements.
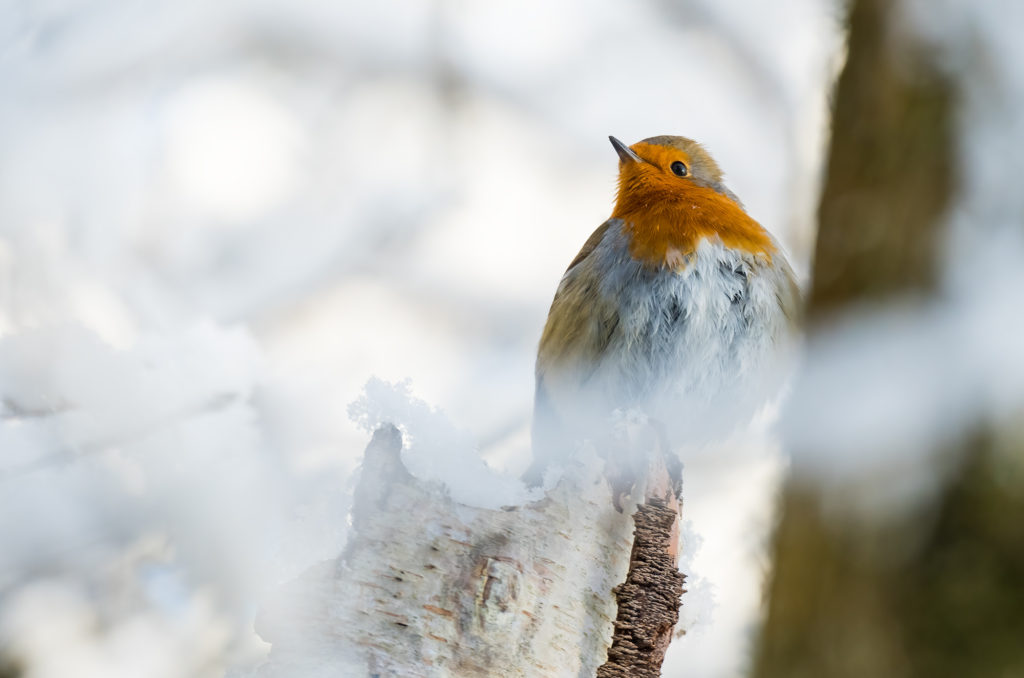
<box><xmin>536</xmin><ymin>219</ymin><xmax>799</xmax><ymax>411</ymax></box>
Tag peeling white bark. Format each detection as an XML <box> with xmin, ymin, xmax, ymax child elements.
<box><xmin>254</xmin><ymin>425</ymin><xmax>675</xmax><ymax>677</ymax></box>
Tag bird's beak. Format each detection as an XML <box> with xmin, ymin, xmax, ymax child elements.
<box><xmin>609</xmin><ymin>136</ymin><xmax>643</xmax><ymax>164</ymax></box>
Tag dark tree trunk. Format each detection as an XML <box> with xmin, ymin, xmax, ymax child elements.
<box><xmin>752</xmin><ymin>1</ymin><xmax>1024</xmax><ymax>677</ymax></box>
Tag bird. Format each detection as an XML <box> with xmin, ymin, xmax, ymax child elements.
<box><xmin>525</xmin><ymin>135</ymin><xmax>800</xmax><ymax>486</ymax></box>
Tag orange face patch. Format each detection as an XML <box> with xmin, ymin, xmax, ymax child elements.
<box><xmin>611</xmin><ymin>142</ymin><xmax>775</xmax><ymax>267</ymax></box>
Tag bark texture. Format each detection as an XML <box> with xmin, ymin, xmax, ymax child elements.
<box><xmin>596</xmin><ymin>495</ymin><xmax>684</xmax><ymax>678</ymax></box>
<box><xmin>254</xmin><ymin>425</ymin><xmax>684</xmax><ymax>677</ymax></box>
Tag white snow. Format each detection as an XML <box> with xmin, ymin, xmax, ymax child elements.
<box><xmin>348</xmin><ymin>378</ymin><xmax>541</xmax><ymax>509</ymax></box>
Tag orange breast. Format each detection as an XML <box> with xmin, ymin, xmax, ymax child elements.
<box><xmin>610</xmin><ymin>146</ymin><xmax>775</xmax><ymax>268</ymax></box>
<box><xmin>613</xmin><ymin>184</ymin><xmax>775</xmax><ymax>268</ymax></box>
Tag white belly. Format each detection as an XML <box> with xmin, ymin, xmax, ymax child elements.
<box><xmin>548</xmin><ymin>231</ymin><xmax>795</xmax><ymax>440</ymax></box>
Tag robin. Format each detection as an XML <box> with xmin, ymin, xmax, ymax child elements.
<box><xmin>526</xmin><ymin>135</ymin><xmax>800</xmax><ymax>485</ymax></box>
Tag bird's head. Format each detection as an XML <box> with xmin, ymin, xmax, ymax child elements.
<box><xmin>606</xmin><ymin>135</ymin><xmax>774</xmax><ymax>264</ymax></box>
<box><xmin>609</xmin><ymin>135</ymin><xmax>740</xmax><ymax>217</ymax></box>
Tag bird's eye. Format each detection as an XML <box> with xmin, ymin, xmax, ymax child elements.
<box><xmin>670</xmin><ymin>161</ymin><xmax>688</xmax><ymax>177</ymax></box>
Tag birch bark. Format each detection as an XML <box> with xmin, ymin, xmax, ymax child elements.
<box><xmin>255</xmin><ymin>425</ymin><xmax>684</xmax><ymax>677</ymax></box>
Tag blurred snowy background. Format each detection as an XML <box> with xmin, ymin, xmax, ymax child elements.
<box><xmin>0</xmin><ymin>1</ymin><xmax>850</xmax><ymax>676</ymax></box>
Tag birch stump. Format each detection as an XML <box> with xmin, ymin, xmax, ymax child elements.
<box><xmin>254</xmin><ymin>425</ymin><xmax>685</xmax><ymax>677</ymax></box>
